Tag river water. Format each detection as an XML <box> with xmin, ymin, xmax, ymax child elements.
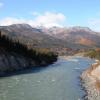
<box><xmin>0</xmin><ymin>56</ymin><xmax>95</xmax><ymax>100</ymax></box>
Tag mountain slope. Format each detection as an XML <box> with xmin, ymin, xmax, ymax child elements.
<box><xmin>0</xmin><ymin>32</ymin><xmax>58</xmax><ymax>76</ymax></box>
<box><xmin>42</xmin><ymin>26</ymin><xmax>100</xmax><ymax>47</ymax></box>
<box><xmin>0</xmin><ymin>24</ymin><xmax>100</xmax><ymax>50</ymax></box>
<box><xmin>0</xmin><ymin>24</ymin><xmax>69</xmax><ymax>48</ymax></box>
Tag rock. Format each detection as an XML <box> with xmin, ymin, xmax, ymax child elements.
<box><xmin>0</xmin><ymin>52</ymin><xmax>35</xmax><ymax>75</ymax></box>
<box><xmin>81</xmin><ymin>62</ymin><xmax>100</xmax><ymax>100</ymax></box>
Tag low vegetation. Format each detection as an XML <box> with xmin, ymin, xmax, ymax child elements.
<box><xmin>85</xmin><ymin>49</ymin><xmax>100</xmax><ymax>60</ymax></box>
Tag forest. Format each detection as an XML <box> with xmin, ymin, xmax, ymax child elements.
<box><xmin>0</xmin><ymin>31</ymin><xmax>58</xmax><ymax>67</ymax></box>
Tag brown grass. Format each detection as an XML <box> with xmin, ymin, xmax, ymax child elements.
<box><xmin>95</xmin><ymin>80</ymin><xmax>100</xmax><ymax>90</ymax></box>
<box><xmin>77</xmin><ymin>38</ymin><xmax>95</xmax><ymax>46</ymax></box>
<box><xmin>87</xmin><ymin>62</ymin><xmax>100</xmax><ymax>75</ymax></box>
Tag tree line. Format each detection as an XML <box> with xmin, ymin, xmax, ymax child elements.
<box><xmin>0</xmin><ymin>31</ymin><xmax>58</xmax><ymax>66</ymax></box>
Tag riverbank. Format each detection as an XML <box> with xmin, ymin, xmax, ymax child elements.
<box><xmin>0</xmin><ymin>32</ymin><xmax>58</xmax><ymax>77</ymax></box>
<box><xmin>0</xmin><ymin>56</ymin><xmax>94</xmax><ymax>100</ymax></box>
<box><xmin>81</xmin><ymin>60</ymin><xmax>100</xmax><ymax>100</ymax></box>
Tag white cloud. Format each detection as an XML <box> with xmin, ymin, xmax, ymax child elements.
<box><xmin>31</xmin><ymin>12</ymin><xmax>40</xmax><ymax>16</ymax></box>
<box><xmin>0</xmin><ymin>17</ymin><xmax>27</xmax><ymax>26</ymax></box>
<box><xmin>88</xmin><ymin>18</ymin><xmax>100</xmax><ymax>32</ymax></box>
<box><xmin>89</xmin><ymin>18</ymin><xmax>100</xmax><ymax>25</ymax></box>
<box><xmin>33</xmin><ymin>12</ymin><xmax>66</xmax><ymax>27</ymax></box>
<box><xmin>0</xmin><ymin>2</ymin><xmax>3</xmax><ymax>8</ymax></box>
<box><xmin>0</xmin><ymin>12</ymin><xmax>66</xmax><ymax>27</ymax></box>
<box><xmin>0</xmin><ymin>17</ymin><xmax>36</xmax><ymax>27</ymax></box>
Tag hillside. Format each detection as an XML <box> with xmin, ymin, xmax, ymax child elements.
<box><xmin>85</xmin><ymin>48</ymin><xmax>100</xmax><ymax>60</ymax></box>
<box><xmin>0</xmin><ymin>24</ymin><xmax>68</xmax><ymax>49</ymax></box>
<box><xmin>42</xmin><ymin>26</ymin><xmax>100</xmax><ymax>48</ymax></box>
<box><xmin>0</xmin><ymin>24</ymin><xmax>100</xmax><ymax>54</ymax></box>
<box><xmin>0</xmin><ymin>31</ymin><xmax>57</xmax><ymax>76</ymax></box>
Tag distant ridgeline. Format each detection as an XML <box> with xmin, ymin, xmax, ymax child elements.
<box><xmin>0</xmin><ymin>31</ymin><xmax>58</xmax><ymax>75</ymax></box>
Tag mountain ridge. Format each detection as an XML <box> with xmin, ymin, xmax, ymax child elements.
<box><xmin>0</xmin><ymin>24</ymin><xmax>100</xmax><ymax>50</ymax></box>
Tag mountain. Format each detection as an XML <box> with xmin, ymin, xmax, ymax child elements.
<box><xmin>0</xmin><ymin>24</ymin><xmax>68</xmax><ymax>49</ymax></box>
<box><xmin>0</xmin><ymin>24</ymin><xmax>100</xmax><ymax>51</ymax></box>
<box><xmin>0</xmin><ymin>32</ymin><xmax>58</xmax><ymax>76</ymax></box>
<box><xmin>41</xmin><ymin>26</ymin><xmax>100</xmax><ymax>47</ymax></box>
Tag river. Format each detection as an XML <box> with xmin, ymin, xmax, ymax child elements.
<box><xmin>0</xmin><ymin>56</ymin><xmax>95</xmax><ymax>100</ymax></box>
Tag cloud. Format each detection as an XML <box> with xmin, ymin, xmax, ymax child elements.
<box><xmin>89</xmin><ymin>18</ymin><xmax>100</xmax><ymax>25</ymax></box>
<box><xmin>88</xmin><ymin>18</ymin><xmax>100</xmax><ymax>32</ymax></box>
<box><xmin>31</xmin><ymin>12</ymin><xmax>40</xmax><ymax>16</ymax></box>
<box><xmin>33</xmin><ymin>12</ymin><xmax>66</xmax><ymax>27</ymax></box>
<box><xmin>0</xmin><ymin>2</ymin><xmax>3</xmax><ymax>8</ymax></box>
<box><xmin>0</xmin><ymin>12</ymin><xmax>66</xmax><ymax>27</ymax></box>
<box><xmin>0</xmin><ymin>17</ymin><xmax>27</xmax><ymax>26</ymax></box>
<box><xmin>0</xmin><ymin>17</ymin><xmax>36</xmax><ymax>27</ymax></box>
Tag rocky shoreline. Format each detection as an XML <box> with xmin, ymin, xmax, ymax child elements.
<box><xmin>0</xmin><ymin>51</ymin><xmax>57</xmax><ymax>77</ymax></box>
<box><xmin>81</xmin><ymin>60</ymin><xmax>100</xmax><ymax>100</ymax></box>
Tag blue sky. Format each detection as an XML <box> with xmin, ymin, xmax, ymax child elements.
<box><xmin>0</xmin><ymin>0</ymin><xmax>100</xmax><ymax>31</ymax></box>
